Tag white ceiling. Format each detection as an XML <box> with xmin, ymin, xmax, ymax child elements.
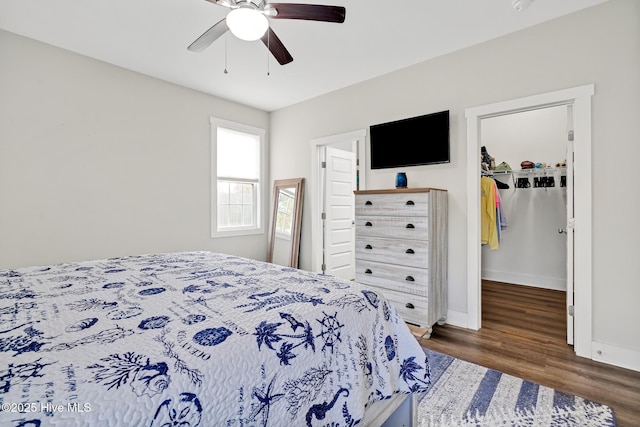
<box><xmin>0</xmin><ymin>0</ymin><xmax>607</xmax><ymax>112</ymax></box>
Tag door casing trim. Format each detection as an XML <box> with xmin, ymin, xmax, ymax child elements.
<box><xmin>465</xmin><ymin>84</ymin><xmax>594</xmax><ymax>358</ymax></box>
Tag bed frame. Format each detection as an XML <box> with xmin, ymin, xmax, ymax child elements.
<box><xmin>363</xmin><ymin>393</ymin><xmax>418</xmax><ymax>426</ymax></box>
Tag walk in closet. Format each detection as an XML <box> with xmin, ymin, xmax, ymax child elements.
<box><xmin>480</xmin><ymin>106</ymin><xmax>568</xmax><ymax>292</ymax></box>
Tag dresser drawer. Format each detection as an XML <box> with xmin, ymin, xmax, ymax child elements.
<box><xmin>355</xmin><ymin>259</ymin><xmax>428</xmax><ymax>297</ymax></box>
<box><xmin>355</xmin><ymin>192</ymin><xmax>429</xmax><ymax>217</ymax></box>
<box><xmin>355</xmin><ymin>236</ymin><xmax>429</xmax><ymax>268</ymax></box>
<box><xmin>377</xmin><ymin>287</ymin><xmax>428</xmax><ymax>327</ymax></box>
<box><xmin>355</xmin><ymin>216</ymin><xmax>429</xmax><ymax>240</ymax></box>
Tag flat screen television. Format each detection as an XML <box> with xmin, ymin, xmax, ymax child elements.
<box><xmin>369</xmin><ymin>110</ymin><xmax>450</xmax><ymax>169</ymax></box>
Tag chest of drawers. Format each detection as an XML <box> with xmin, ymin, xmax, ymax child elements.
<box><xmin>354</xmin><ymin>188</ymin><xmax>447</xmax><ymax>338</ymax></box>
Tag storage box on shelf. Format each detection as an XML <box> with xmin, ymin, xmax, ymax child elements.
<box><xmin>354</xmin><ymin>188</ymin><xmax>448</xmax><ymax>338</ymax></box>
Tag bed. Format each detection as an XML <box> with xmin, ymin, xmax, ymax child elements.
<box><xmin>0</xmin><ymin>251</ymin><xmax>430</xmax><ymax>426</ymax></box>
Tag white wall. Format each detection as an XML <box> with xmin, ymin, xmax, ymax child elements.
<box><xmin>481</xmin><ymin>106</ymin><xmax>567</xmax><ymax>290</ymax></box>
<box><xmin>270</xmin><ymin>0</ymin><xmax>640</xmax><ymax>358</ymax></box>
<box><xmin>0</xmin><ymin>30</ymin><xmax>270</xmax><ymax>268</ymax></box>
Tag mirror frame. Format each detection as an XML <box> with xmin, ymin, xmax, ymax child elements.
<box><xmin>267</xmin><ymin>178</ymin><xmax>305</xmax><ymax>268</ymax></box>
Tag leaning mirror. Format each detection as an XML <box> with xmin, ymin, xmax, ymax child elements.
<box><xmin>267</xmin><ymin>178</ymin><xmax>304</xmax><ymax>268</ymax></box>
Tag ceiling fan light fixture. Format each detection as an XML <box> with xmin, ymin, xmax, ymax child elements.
<box><xmin>227</xmin><ymin>8</ymin><xmax>269</xmax><ymax>41</ymax></box>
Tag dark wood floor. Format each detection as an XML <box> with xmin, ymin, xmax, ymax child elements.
<box><xmin>409</xmin><ymin>280</ymin><xmax>640</xmax><ymax>427</ymax></box>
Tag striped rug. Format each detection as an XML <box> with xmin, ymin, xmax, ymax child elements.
<box><xmin>417</xmin><ymin>349</ymin><xmax>616</xmax><ymax>426</ymax></box>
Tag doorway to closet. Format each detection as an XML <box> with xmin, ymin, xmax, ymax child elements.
<box><xmin>479</xmin><ymin>105</ymin><xmax>569</xmax><ymax>342</ymax></box>
<box><xmin>465</xmin><ymin>84</ymin><xmax>594</xmax><ymax>359</ymax></box>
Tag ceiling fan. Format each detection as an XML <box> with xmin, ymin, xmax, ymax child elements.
<box><xmin>187</xmin><ymin>1</ymin><xmax>346</xmax><ymax>65</ymax></box>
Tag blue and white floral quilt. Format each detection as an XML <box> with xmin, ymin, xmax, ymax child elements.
<box><xmin>0</xmin><ymin>251</ymin><xmax>430</xmax><ymax>426</ymax></box>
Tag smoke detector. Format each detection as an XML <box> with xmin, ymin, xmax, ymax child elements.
<box><xmin>512</xmin><ymin>0</ymin><xmax>533</xmax><ymax>12</ymax></box>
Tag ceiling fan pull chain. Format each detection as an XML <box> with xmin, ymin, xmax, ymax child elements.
<box><xmin>266</xmin><ymin>30</ymin><xmax>270</xmax><ymax>76</ymax></box>
<box><xmin>224</xmin><ymin>33</ymin><xmax>229</xmax><ymax>74</ymax></box>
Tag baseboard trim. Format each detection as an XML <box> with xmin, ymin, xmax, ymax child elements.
<box><xmin>482</xmin><ymin>270</ymin><xmax>566</xmax><ymax>291</ymax></box>
<box><xmin>443</xmin><ymin>310</ymin><xmax>468</xmax><ymax>329</ymax></box>
<box><xmin>592</xmin><ymin>341</ymin><xmax>640</xmax><ymax>372</ymax></box>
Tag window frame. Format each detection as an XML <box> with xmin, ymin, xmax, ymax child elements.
<box><xmin>210</xmin><ymin>117</ymin><xmax>266</xmax><ymax>238</ymax></box>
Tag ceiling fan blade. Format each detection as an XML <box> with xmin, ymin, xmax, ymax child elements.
<box><xmin>187</xmin><ymin>18</ymin><xmax>229</xmax><ymax>52</ymax></box>
<box><xmin>261</xmin><ymin>27</ymin><xmax>293</xmax><ymax>65</ymax></box>
<box><xmin>267</xmin><ymin>3</ymin><xmax>346</xmax><ymax>23</ymax></box>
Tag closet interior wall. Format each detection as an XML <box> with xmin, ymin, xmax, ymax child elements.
<box><xmin>480</xmin><ymin>106</ymin><xmax>568</xmax><ymax>291</ymax></box>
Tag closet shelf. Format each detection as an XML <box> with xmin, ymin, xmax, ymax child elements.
<box><xmin>484</xmin><ymin>166</ymin><xmax>567</xmax><ymax>176</ymax></box>
<box><xmin>481</xmin><ymin>170</ymin><xmax>511</xmax><ymax>177</ymax></box>
<box><xmin>513</xmin><ymin>166</ymin><xmax>567</xmax><ymax>176</ymax></box>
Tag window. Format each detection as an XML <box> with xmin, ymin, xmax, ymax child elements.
<box><xmin>210</xmin><ymin>117</ymin><xmax>265</xmax><ymax>237</ymax></box>
<box><xmin>275</xmin><ymin>188</ymin><xmax>296</xmax><ymax>239</ymax></box>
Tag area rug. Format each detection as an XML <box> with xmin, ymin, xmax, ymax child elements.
<box><xmin>417</xmin><ymin>349</ymin><xmax>616</xmax><ymax>426</ymax></box>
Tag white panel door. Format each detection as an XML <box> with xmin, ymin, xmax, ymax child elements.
<box><xmin>565</xmin><ymin>105</ymin><xmax>575</xmax><ymax>345</ymax></box>
<box><xmin>323</xmin><ymin>146</ymin><xmax>356</xmax><ymax>280</ymax></box>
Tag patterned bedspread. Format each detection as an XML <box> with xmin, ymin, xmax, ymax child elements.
<box><xmin>0</xmin><ymin>251</ymin><xmax>430</xmax><ymax>426</ymax></box>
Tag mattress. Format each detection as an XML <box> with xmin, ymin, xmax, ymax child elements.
<box><xmin>0</xmin><ymin>251</ymin><xmax>430</xmax><ymax>426</ymax></box>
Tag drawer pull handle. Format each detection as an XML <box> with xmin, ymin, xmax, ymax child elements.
<box><xmin>365</xmin><ymin>221</ymin><xmax>373</xmax><ymax>227</ymax></box>
<box><xmin>405</xmin><ymin>276</ymin><xmax>415</xmax><ymax>282</ymax></box>
<box><xmin>365</xmin><ymin>200</ymin><xmax>373</xmax><ymax>206</ymax></box>
<box><xmin>365</xmin><ymin>244</ymin><xmax>373</xmax><ymax>250</ymax></box>
<box><xmin>405</xmin><ymin>303</ymin><xmax>415</xmax><ymax>309</ymax></box>
<box><xmin>406</xmin><ymin>223</ymin><xmax>415</xmax><ymax>229</ymax></box>
<box><xmin>406</xmin><ymin>200</ymin><xmax>415</xmax><ymax>206</ymax></box>
<box><xmin>405</xmin><ymin>248</ymin><xmax>415</xmax><ymax>254</ymax></box>
<box><xmin>365</xmin><ymin>269</ymin><xmax>372</xmax><ymax>274</ymax></box>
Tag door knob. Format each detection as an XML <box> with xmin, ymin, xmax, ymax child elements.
<box><xmin>558</xmin><ymin>228</ymin><xmax>567</xmax><ymax>234</ymax></box>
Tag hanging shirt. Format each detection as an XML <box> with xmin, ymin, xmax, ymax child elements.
<box><xmin>481</xmin><ymin>176</ymin><xmax>499</xmax><ymax>249</ymax></box>
<box><xmin>498</xmin><ymin>198</ymin><xmax>508</xmax><ymax>230</ymax></box>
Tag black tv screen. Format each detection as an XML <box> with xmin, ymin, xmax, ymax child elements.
<box><xmin>369</xmin><ymin>110</ymin><xmax>450</xmax><ymax>169</ymax></box>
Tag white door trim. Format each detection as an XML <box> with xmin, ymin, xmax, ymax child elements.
<box><xmin>310</xmin><ymin>129</ymin><xmax>366</xmax><ymax>273</ymax></box>
<box><xmin>465</xmin><ymin>84</ymin><xmax>594</xmax><ymax>358</ymax></box>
